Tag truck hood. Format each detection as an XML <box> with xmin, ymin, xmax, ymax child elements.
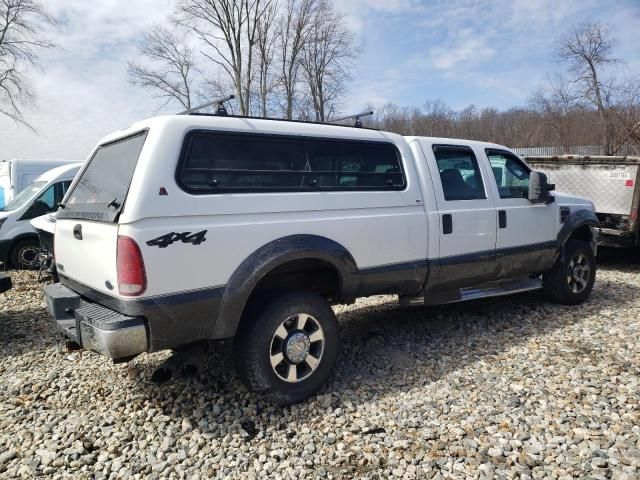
<box><xmin>552</xmin><ymin>191</ymin><xmax>595</xmax><ymax>211</ymax></box>
<box><xmin>0</xmin><ymin>210</ymin><xmax>10</xmax><ymax>221</ymax></box>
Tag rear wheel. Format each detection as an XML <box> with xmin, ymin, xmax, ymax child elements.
<box><xmin>10</xmin><ymin>239</ymin><xmax>40</xmax><ymax>270</ymax></box>
<box><xmin>543</xmin><ymin>240</ymin><xmax>596</xmax><ymax>305</ymax></box>
<box><xmin>234</xmin><ymin>290</ymin><xmax>338</xmax><ymax>405</ymax></box>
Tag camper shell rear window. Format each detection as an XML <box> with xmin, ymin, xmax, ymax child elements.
<box><xmin>57</xmin><ymin>131</ymin><xmax>147</xmax><ymax>222</ymax></box>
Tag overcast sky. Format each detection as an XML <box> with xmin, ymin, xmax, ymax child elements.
<box><xmin>1</xmin><ymin>0</ymin><xmax>639</xmax><ymax>160</ymax></box>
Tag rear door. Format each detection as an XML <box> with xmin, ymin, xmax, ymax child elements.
<box><xmin>54</xmin><ymin>132</ymin><xmax>147</xmax><ymax>295</ymax></box>
<box><xmin>484</xmin><ymin>149</ymin><xmax>557</xmax><ymax>277</ymax></box>
<box><xmin>421</xmin><ymin>142</ymin><xmax>497</xmax><ymax>289</ymax></box>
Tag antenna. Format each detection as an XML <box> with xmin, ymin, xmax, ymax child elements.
<box><xmin>178</xmin><ymin>95</ymin><xmax>235</xmax><ymax>116</ymax></box>
<box><xmin>328</xmin><ymin>110</ymin><xmax>374</xmax><ymax>128</ymax></box>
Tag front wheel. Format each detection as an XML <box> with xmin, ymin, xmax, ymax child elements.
<box><xmin>10</xmin><ymin>239</ymin><xmax>40</xmax><ymax>270</ymax></box>
<box><xmin>234</xmin><ymin>291</ymin><xmax>338</xmax><ymax>405</ymax></box>
<box><xmin>543</xmin><ymin>240</ymin><xmax>596</xmax><ymax>305</ymax></box>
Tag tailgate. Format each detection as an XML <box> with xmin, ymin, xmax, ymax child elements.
<box><xmin>54</xmin><ymin>131</ymin><xmax>147</xmax><ymax>294</ymax></box>
<box><xmin>55</xmin><ymin>220</ymin><xmax>119</xmax><ymax>294</ymax></box>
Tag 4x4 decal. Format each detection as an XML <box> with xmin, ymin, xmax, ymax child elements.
<box><xmin>146</xmin><ymin>230</ymin><xmax>207</xmax><ymax>248</ymax></box>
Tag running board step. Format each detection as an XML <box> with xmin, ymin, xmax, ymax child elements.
<box><xmin>399</xmin><ymin>277</ymin><xmax>543</xmax><ymax>306</ymax></box>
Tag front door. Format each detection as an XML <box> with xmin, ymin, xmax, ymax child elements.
<box><xmin>483</xmin><ymin>149</ymin><xmax>558</xmax><ymax>278</ymax></box>
<box><xmin>422</xmin><ymin>143</ymin><xmax>497</xmax><ymax>290</ymax></box>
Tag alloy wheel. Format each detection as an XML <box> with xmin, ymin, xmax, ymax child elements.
<box><xmin>566</xmin><ymin>252</ymin><xmax>590</xmax><ymax>293</ymax></box>
<box><xmin>269</xmin><ymin>313</ymin><xmax>325</xmax><ymax>383</ymax></box>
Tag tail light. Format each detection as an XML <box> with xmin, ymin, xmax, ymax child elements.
<box><xmin>117</xmin><ymin>235</ymin><xmax>147</xmax><ymax>296</ymax></box>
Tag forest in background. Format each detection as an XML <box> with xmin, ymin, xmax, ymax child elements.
<box><xmin>361</xmin><ymin>100</ymin><xmax>639</xmax><ymax>154</ymax></box>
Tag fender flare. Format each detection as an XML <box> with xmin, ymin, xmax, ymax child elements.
<box><xmin>212</xmin><ymin>235</ymin><xmax>359</xmax><ymax>337</ymax></box>
<box><xmin>556</xmin><ymin>209</ymin><xmax>600</xmax><ymax>259</ymax></box>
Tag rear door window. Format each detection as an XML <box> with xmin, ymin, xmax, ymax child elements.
<box><xmin>432</xmin><ymin>145</ymin><xmax>485</xmax><ymax>201</ymax></box>
<box><xmin>58</xmin><ymin>132</ymin><xmax>147</xmax><ymax>221</ymax></box>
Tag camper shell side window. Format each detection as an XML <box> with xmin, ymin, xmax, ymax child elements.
<box><xmin>176</xmin><ymin>131</ymin><xmax>406</xmax><ymax>194</ymax></box>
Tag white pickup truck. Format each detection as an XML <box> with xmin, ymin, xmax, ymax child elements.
<box><xmin>44</xmin><ymin>114</ymin><xmax>599</xmax><ymax>404</ymax></box>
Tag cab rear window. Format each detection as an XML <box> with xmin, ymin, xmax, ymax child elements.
<box><xmin>58</xmin><ymin>131</ymin><xmax>147</xmax><ymax>222</ymax></box>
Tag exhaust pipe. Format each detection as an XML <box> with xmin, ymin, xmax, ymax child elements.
<box><xmin>151</xmin><ymin>340</ymin><xmax>209</xmax><ymax>384</ymax></box>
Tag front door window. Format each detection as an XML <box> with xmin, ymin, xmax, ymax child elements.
<box><xmin>486</xmin><ymin>150</ymin><xmax>530</xmax><ymax>199</ymax></box>
<box><xmin>22</xmin><ymin>181</ymin><xmax>69</xmax><ymax>220</ymax></box>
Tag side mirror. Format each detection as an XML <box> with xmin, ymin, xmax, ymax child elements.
<box><xmin>528</xmin><ymin>171</ymin><xmax>555</xmax><ymax>204</ymax></box>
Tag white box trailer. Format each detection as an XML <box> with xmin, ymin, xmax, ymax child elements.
<box><xmin>526</xmin><ymin>155</ymin><xmax>640</xmax><ymax>247</ymax></box>
<box><xmin>0</xmin><ymin>159</ymin><xmax>79</xmax><ymax>208</ymax></box>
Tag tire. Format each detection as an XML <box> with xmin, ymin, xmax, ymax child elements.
<box><xmin>10</xmin><ymin>239</ymin><xmax>40</xmax><ymax>270</ymax></box>
<box><xmin>234</xmin><ymin>290</ymin><xmax>338</xmax><ymax>405</ymax></box>
<box><xmin>543</xmin><ymin>239</ymin><xmax>596</xmax><ymax>305</ymax></box>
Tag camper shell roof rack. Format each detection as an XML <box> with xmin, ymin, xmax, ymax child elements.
<box><xmin>178</xmin><ymin>98</ymin><xmax>377</xmax><ymax>130</ymax></box>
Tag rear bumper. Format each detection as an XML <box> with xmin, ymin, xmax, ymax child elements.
<box><xmin>44</xmin><ymin>283</ymin><xmax>148</xmax><ymax>360</ymax></box>
<box><xmin>58</xmin><ymin>273</ymin><xmax>226</xmax><ymax>351</ymax></box>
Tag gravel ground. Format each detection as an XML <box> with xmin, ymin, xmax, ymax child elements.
<box><xmin>1</xmin><ymin>250</ymin><xmax>640</xmax><ymax>479</ymax></box>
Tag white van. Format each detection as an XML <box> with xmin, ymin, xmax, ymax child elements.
<box><xmin>0</xmin><ymin>159</ymin><xmax>79</xmax><ymax>208</ymax></box>
<box><xmin>0</xmin><ymin>163</ymin><xmax>81</xmax><ymax>268</ymax></box>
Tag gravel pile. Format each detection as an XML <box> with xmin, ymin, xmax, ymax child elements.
<box><xmin>1</xmin><ymin>251</ymin><xmax>639</xmax><ymax>479</ymax></box>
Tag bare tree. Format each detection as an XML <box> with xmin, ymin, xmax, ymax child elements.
<box><xmin>610</xmin><ymin>79</ymin><xmax>640</xmax><ymax>154</ymax></box>
<box><xmin>277</xmin><ymin>0</ymin><xmax>315</xmax><ymax>119</ymax></box>
<box><xmin>558</xmin><ymin>21</ymin><xmax>618</xmax><ymax>154</ymax></box>
<box><xmin>255</xmin><ymin>0</ymin><xmax>278</xmax><ymax>117</ymax></box>
<box><xmin>177</xmin><ymin>0</ymin><xmax>272</xmax><ymax>115</ymax></box>
<box><xmin>0</xmin><ymin>0</ymin><xmax>55</xmax><ymax>127</ymax></box>
<box><xmin>301</xmin><ymin>0</ymin><xmax>355</xmax><ymax>122</ymax></box>
<box><xmin>420</xmin><ymin>99</ymin><xmax>454</xmax><ymax>136</ymax></box>
<box><xmin>530</xmin><ymin>75</ymin><xmax>583</xmax><ymax>153</ymax></box>
<box><xmin>128</xmin><ymin>25</ymin><xmax>197</xmax><ymax>110</ymax></box>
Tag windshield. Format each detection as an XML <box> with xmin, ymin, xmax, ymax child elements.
<box><xmin>58</xmin><ymin>131</ymin><xmax>147</xmax><ymax>222</ymax></box>
<box><xmin>0</xmin><ymin>181</ymin><xmax>47</xmax><ymax>212</ymax></box>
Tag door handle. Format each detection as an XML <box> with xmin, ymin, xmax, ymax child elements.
<box><xmin>73</xmin><ymin>224</ymin><xmax>83</xmax><ymax>240</ymax></box>
<box><xmin>442</xmin><ymin>214</ymin><xmax>453</xmax><ymax>234</ymax></box>
<box><xmin>498</xmin><ymin>210</ymin><xmax>507</xmax><ymax>229</ymax></box>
